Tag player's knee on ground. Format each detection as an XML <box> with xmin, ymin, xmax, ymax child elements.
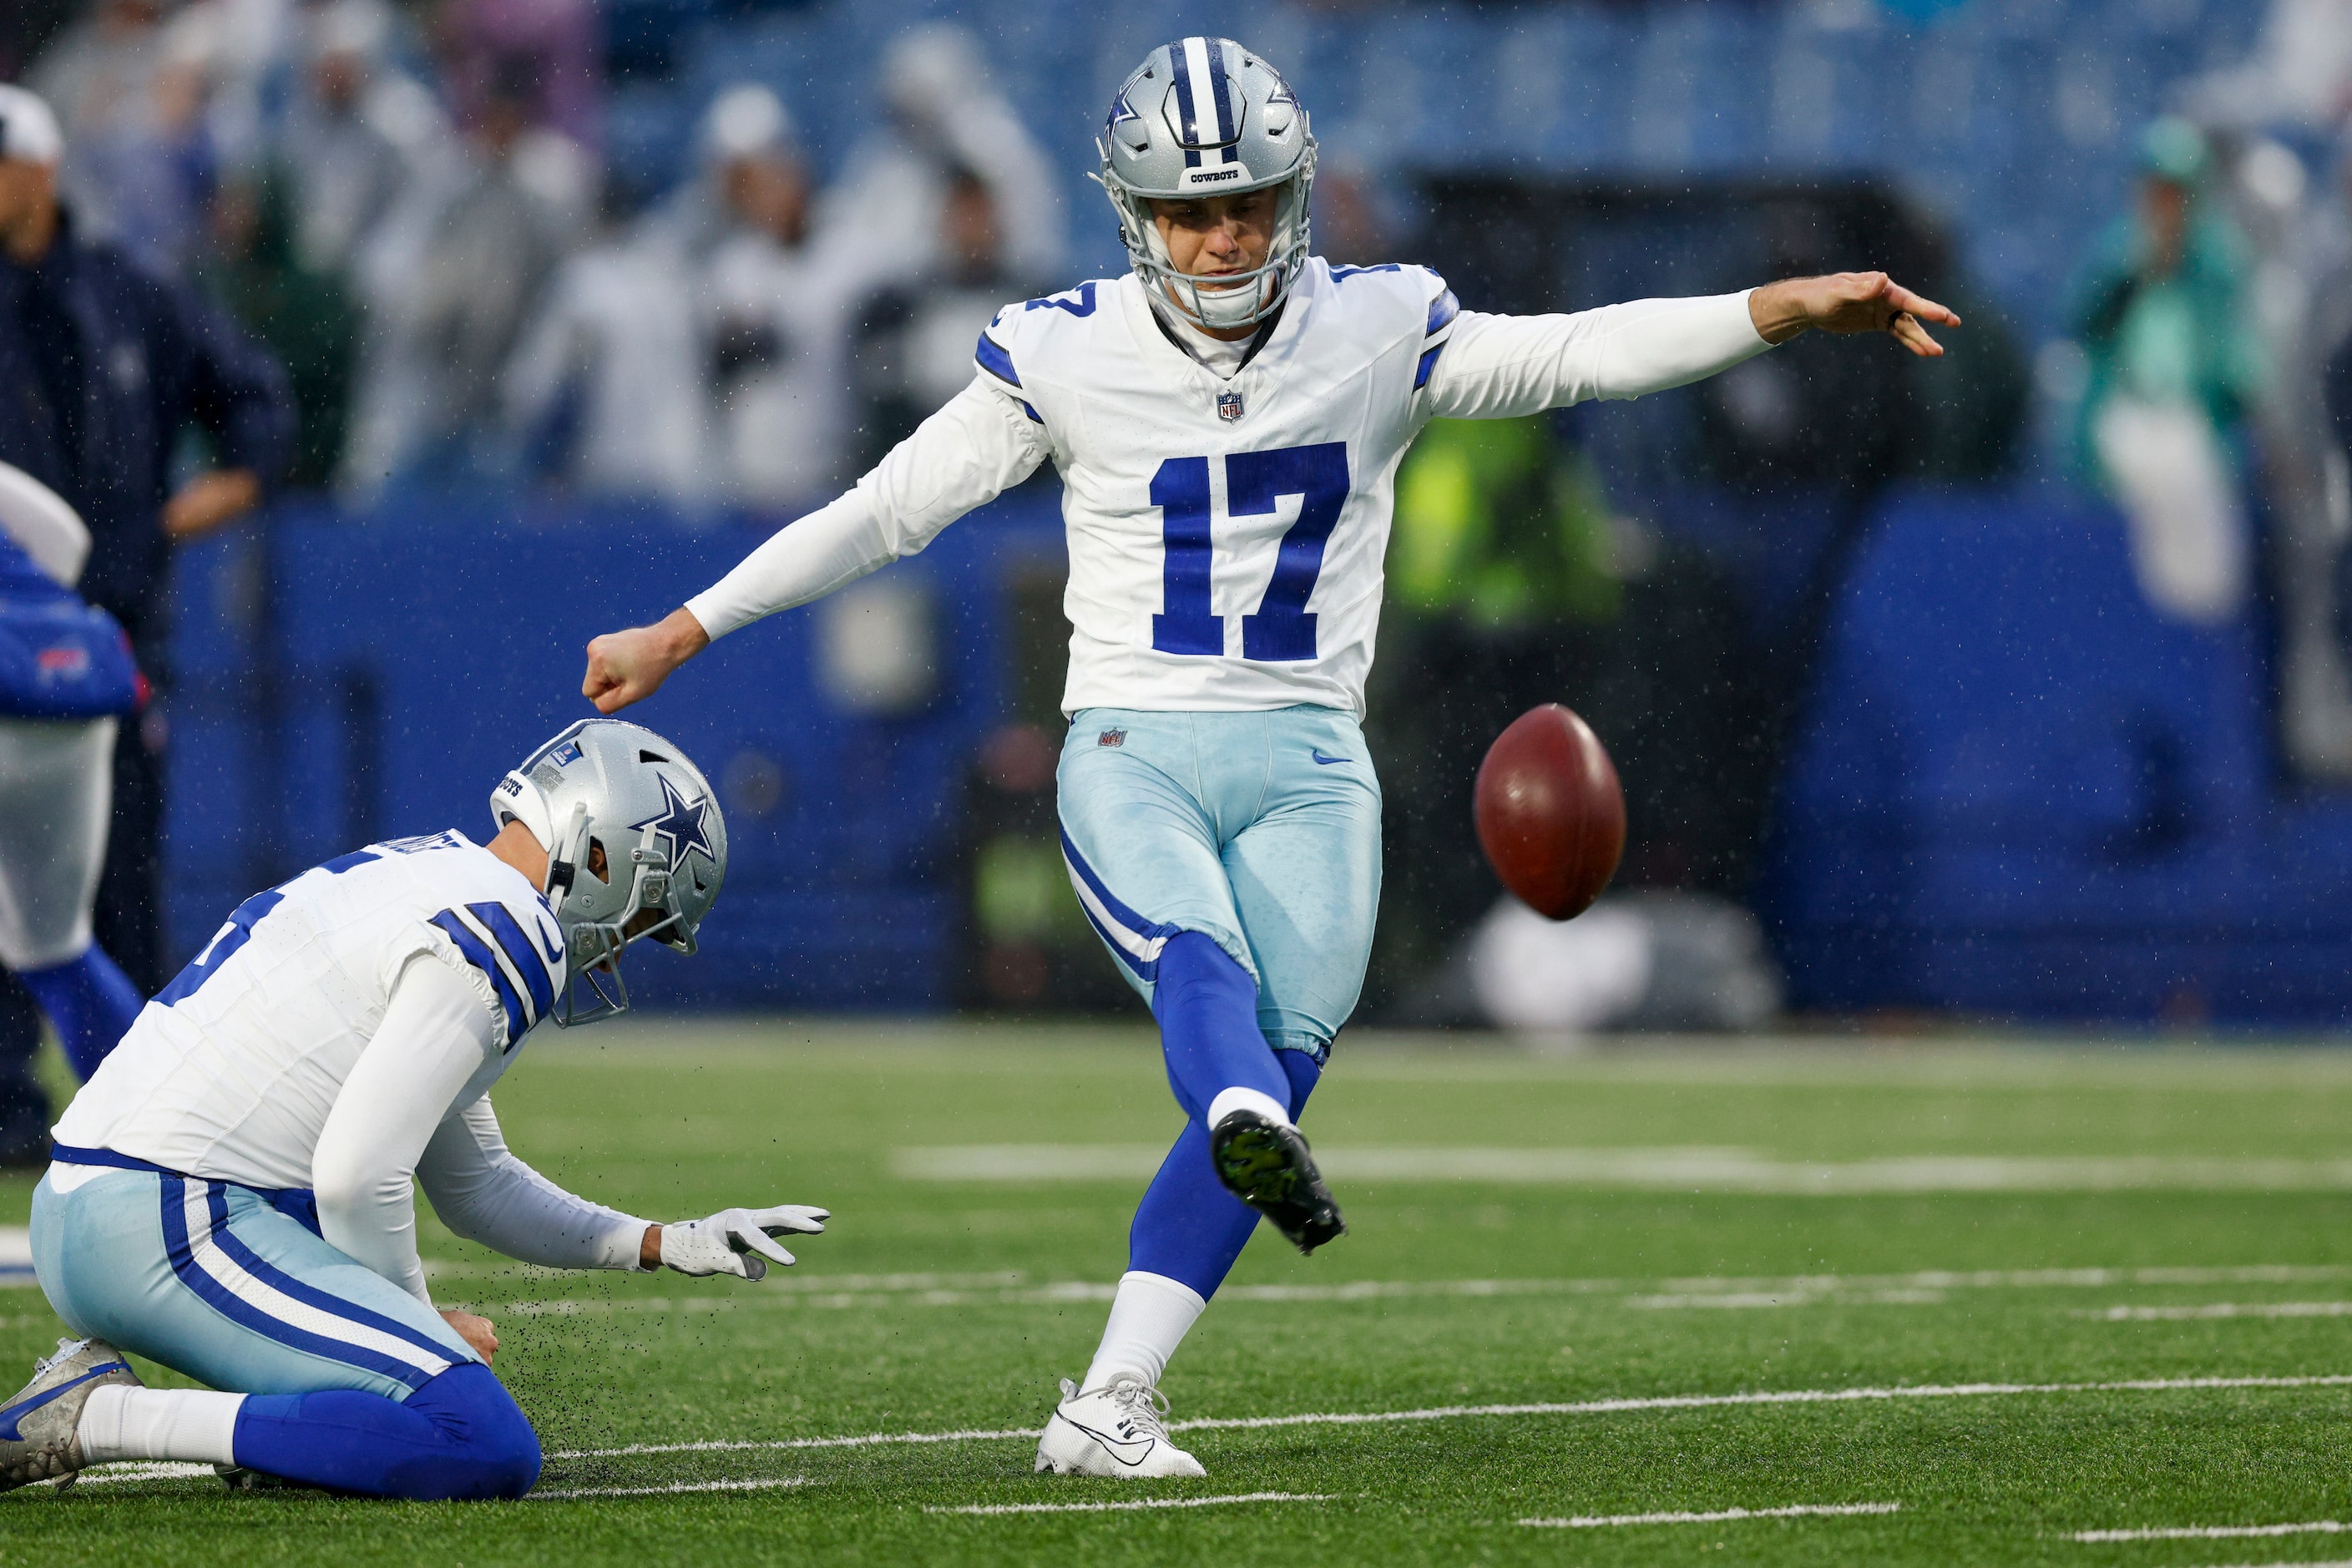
<box><xmin>403</xmin><ymin>1364</ymin><xmax>542</xmax><ymax>1500</ymax></box>
<box><xmin>235</xmin><ymin>1363</ymin><xmax>541</xmax><ymax>1500</ymax></box>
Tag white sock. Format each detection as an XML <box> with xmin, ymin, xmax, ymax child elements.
<box><xmin>1080</xmin><ymin>1271</ymin><xmax>1208</xmax><ymax>1392</ymax></box>
<box><xmin>77</xmin><ymin>1384</ymin><xmax>243</xmax><ymax>1465</ymax></box>
<box><xmin>1205</xmin><ymin>1085</ymin><xmax>1292</xmax><ymax>1132</ymax></box>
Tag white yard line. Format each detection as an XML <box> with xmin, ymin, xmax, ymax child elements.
<box><xmin>893</xmin><ymin>1146</ymin><xmax>2352</xmax><ymax>1192</ymax></box>
<box><xmin>1521</xmin><ymin>1500</ymin><xmax>1901</xmax><ymax>1528</ymax></box>
<box><xmin>530</xmin><ymin>1476</ymin><xmax>808</xmax><ymax>1500</ymax></box>
<box><xmin>447</xmin><ymin>1262</ymin><xmax>2352</xmax><ymax>1323</ymax></box>
<box><xmin>547</xmin><ymin>1372</ymin><xmax>2352</xmax><ymax>1461</ymax></box>
<box><xmin>37</xmin><ymin>1462</ymin><xmax>216</xmax><ymax>1487</ymax></box>
<box><xmin>2084</xmin><ymin>1302</ymin><xmax>2352</xmax><ymax>1322</ymax></box>
<box><xmin>929</xmin><ymin>1491</ymin><xmax>1333</xmax><ymax>1516</ymax></box>
<box><xmin>2076</xmin><ymin>1520</ymin><xmax>2352</xmax><ymax>1541</ymax></box>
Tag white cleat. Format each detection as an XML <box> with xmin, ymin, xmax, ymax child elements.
<box><xmin>1034</xmin><ymin>1376</ymin><xmax>1206</xmax><ymax>1479</ymax></box>
<box><xmin>0</xmin><ymin>1337</ymin><xmax>142</xmax><ymax>1493</ymax></box>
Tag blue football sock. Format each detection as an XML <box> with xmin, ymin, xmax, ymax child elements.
<box><xmin>18</xmin><ymin>945</ymin><xmax>144</xmax><ymax>1081</ymax></box>
<box><xmin>234</xmin><ymin>1363</ymin><xmax>540</xmax><ymax>1501</ymax></box>
<box><xmin>1127</xmin><ymin>1046</ymin><xmax>1323</xmax><ymax>1300</ymax></box>
<box><xmin>1151</xmin><ymin>932</ymin><xmax>1290</xmax><ymax>1123</ymax></box>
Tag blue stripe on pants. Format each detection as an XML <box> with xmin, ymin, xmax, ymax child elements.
<box><xmin>158</xmin><ymin>1176</ymin><xmax>448</xmax><ymax>1393</ymax></box>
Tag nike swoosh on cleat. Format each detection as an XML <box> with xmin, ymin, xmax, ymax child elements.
<box><xmin>1062</xmin><ymin>1417</ymin><xmax>1156</xmax><ymax>1468</ymax></box>
<box><xmin>0</xmin><ymin>1364</ymin><xmax>125</xmax><ymax>1442</ymax></box>
<box><xmin>1309</xmin><ymin>751</ymin><xmax>1348</xmax><ymax>766</ymax></box>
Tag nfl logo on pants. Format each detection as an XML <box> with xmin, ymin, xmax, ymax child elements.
<box><xmin>1216</xmin><ymin>390</ymin><xmax>1244</xmax><ymax>422</ymax></box>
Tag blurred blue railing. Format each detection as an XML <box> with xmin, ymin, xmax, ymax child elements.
<box><xmin>164</xmin><ymin>489</ymin><xmax>1065</xmax><ymax>1011</ymax></box>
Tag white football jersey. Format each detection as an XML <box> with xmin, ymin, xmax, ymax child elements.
<box><xmin>979</xmin><ymin>260</ymin><xmax>1449</xmax><ymax>715</ymax></box>
<box><xmin>683</xmin><ymin>262</ymin><xmax>1764</xmax><ymax>716</ymax></box>
<box><xmin>53</xmin><ymin>831</ymin><xmax>565</xmax><ymax>1192</ymax></box>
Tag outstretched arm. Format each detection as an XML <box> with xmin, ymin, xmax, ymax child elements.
<box><xmin>1423</xmin><ymin>271</ymin><xmax>1958</xmax><ymax>422</ymax></box>
<box><xmin>421</xmin><ymin>1097</ymin><xmax>828</xmax><ymax>1281</ymax></box>
<box><xmin>583</xmin><ymin>377</ymin><xmax>1049</xmax><ymax>713</ymax></box>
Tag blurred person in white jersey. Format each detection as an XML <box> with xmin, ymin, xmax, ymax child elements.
<box><xmin>0</xmin><ymin>463</ymin><xmax>148</xmax><ymax>1084</ymax></box>
<box><xmin>0</xmin><ymin>720</ymin><xmax>829</xmax><ymax>1499</ymax></box>
<box><xmin>584</xmin><ymin>37</ymin><xmax>1956</xmax><ymax>1479</ymax></box>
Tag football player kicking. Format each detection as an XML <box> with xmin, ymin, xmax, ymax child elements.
<box><xmin>584</xmin><ymin>38</ymin><xmax>1955</xmax><ymax>1479</ymax></box>
<box><xmin>0</xmin><ymin>720</ymin><xmax>828</xmax><ymax>1500</ymax></box>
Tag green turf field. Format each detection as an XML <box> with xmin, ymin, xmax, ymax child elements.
<box><xmin>7</xmin><ymin>1022</ymin><xmax>2352</xmax><ymax>1565</ymax></box>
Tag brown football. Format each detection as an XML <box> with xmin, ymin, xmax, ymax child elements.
<box><xmin>1473</xmin><ymin>704</ymin><xmax>1626</xmax><ymax>920</ymax></box>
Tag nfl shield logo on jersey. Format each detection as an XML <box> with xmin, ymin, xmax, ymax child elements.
<box><xmin>1216</xmin><ymin>390</ymin><xmax>1244</xmax><ymax>423</ymax></box>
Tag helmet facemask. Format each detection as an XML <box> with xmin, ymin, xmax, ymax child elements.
<box><xmin>492</xmin><ymin>719</ymin><xmax>727</xmax><ymax>1031</ymax></box>
<box><xmin>1094</xmin><ymin>38</ymin><xmax>1319</xmax><ymax>336</ymax></box>
<box><xmin>1103</xmin><ymin>154</ymin><xmax>1316</xmax><ymax>332</ymax></box>
<box><xmin>545</xmin><ymin>812</ymin><xmax>699</xmax><ymax>1027</ymax></box>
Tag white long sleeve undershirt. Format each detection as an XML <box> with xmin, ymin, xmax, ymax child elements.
<box><xmin>310</xmin><ymin>954</ymin><xmax>648</xmax><ymax>1303</ymax></box>
<box><xmin>682</xmin><ymin>289</ymin><xmax>1769</xmax><ymax>642</ymax></box>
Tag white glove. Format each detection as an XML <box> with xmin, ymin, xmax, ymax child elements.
<box><xmin>658</xmin><ymin>1206</ymin><xmax>829</xmax><ymax>1280</ymax></box>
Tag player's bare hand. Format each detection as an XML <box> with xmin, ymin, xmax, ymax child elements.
<box><xmin>583</xmin><ymin>608</ymin><xmax>710</xmax><ymax>714</ymax></box>
<box><xmin>1748</xmin><ymin>271</ymin><xmax>1960</xmax><ymax>357</ymax></box>
<box><xmin>440</xmin><ymin>1308</ymin><xmax>498</xmax><ymax>1365</ymax></box>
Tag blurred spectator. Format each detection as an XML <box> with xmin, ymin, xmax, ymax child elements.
<box><xmin>851</xmin><ymin>166</ymin><xmax>1049</xmax><ymax>468</ymax></box>
<box><xmin>30</xmin><ymin>0</ymin><xmax>218</xmax><ymax>277</ymax></box>
<box><xmin>2068</xmin><ymin>119</ymin><xmax>2266</xmax><ymax>625</ymax></box>
<box><xmin>696</xmin><ymin>83</ymin><xmax>864</xmax><ymax>507</ymax></box>
<box><xmin>339</xmin><ymin>56</ymin><xmax>588</xmax><ymax>495</ymax></box>
<box><xmin>433</xmin><ymin>0</ymin><xmax>602</xmax><ymax>158</ymax></box>
<box><xmin>0</xmin><ymin>84</ymin><xmax>292</xmax><ymax>1154</ymax></box>
<box><xmin>816</xmin><ymin>23</ymin><xmax>1064</xmax><ymax>297</ymax></box>
<box><xmin>166</xmin><ymin>0</ymin><xmax>299</xmax><ymax>175</ymax></box>
<box><xmin>279</xmin><ymin>0</ymin><xmax>443</xmax><ymax>278</ymax></box>
<box><xmin>2190</xmin><ymin>0</ymin><xmax>2352</xmax><ymax>133</ymax></box>
<box><xmin>198</xmin><ymin>174</ymin><xmax>356</xmax><ymax>487</ymax></box>
<box><xmin>498</xmin><ymin>87</ymin><xmax>786</xmax><ymax>506</ymax></box>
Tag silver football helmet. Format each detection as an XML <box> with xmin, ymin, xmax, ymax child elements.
<box><xmin>489</xmin><ymin>718</ymin><xmax>728</xmax><ymax>1025</ymax></box>
<box><xmin>1096</xmin><ymin>37</ymin><xmax>1316</xmax><ymax>331</ymax></box>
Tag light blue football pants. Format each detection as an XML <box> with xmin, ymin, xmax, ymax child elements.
<box><xmin>32</xmin><ymin>1168</ymin><xmax>480</xmax><ymax>1402</ymax></box>
<box><xmin>1057</xmin><ymin>706</ymin><xmax>1383</xmax><ymax>1059</ymax></box>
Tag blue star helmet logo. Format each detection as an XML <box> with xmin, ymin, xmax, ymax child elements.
<box><xmin>1105</xmin><ymin>83</ymin><xmax>1142</xmax><ymax>142</ymax></box>
<box><xmin>632</xmin><ymin>773</ymin><xmax>716</xmax><ymax>873</ymax></box>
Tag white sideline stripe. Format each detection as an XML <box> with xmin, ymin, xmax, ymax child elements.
<box><xmin>531</xmin><ymin>1476</ymin><xmax>809</xmax><ymax>1500</ymax></box>
<box><xmin>0</xmin><ymin>1226</ymin><xmax>30</xmax><ymax>1288</ymax></box>
<box><xmin>893</xmin><ymin>1145</ymin><xmax>2352</xmax><ymax>1191</ymax></box>
<box><xmin>1521</xmin><ymin>1500</ymin><xmax>1901</xmax><ymax>1528</ymax></box>
<box><xmin>179</xmin><ymin>1183</ymin><xmax>453</xmax><ymax>1379</ymax></box>
<box><xmin>2086</xmin><ymin>1301</ymin><xmax>2352</xmax><ymax>1322</ymax></box>
<box><xmin>2076</xmin><ymin>1520</ymin><xmax>2352</xmax><ymax>1541</ymax></box>
<box><xmin>458</xmin><ymin>1263</ymin><xmax>2352</xmax><ymax>1323</ymax></box>
<box><xmin>547</xmin><ymin>1372</ymin><xmax>2352</xmax><ymax>1461</ymax></box>
<box><xmin>931</xmin><ymin>1491</ymin><xmax>1333</xmax><ymax>1516</ymax></box>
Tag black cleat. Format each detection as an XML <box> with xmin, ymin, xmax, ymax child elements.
<box><xmin>1208</xmin><ymin>1109</ymin><xmax>1346</xmax><ymax>1254</ymax></box>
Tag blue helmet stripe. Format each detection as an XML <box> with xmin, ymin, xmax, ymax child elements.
<box><xmin>1169</xmin><ymin>38</ymin><xmax>1202</xmax><ymax>168</ymax></box>
<box><xmin>1202</xmin><ymin>38</ymin><xmax>1234</xmax><ymax>156</ymax></box>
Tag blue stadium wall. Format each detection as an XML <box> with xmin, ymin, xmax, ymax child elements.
<box><xmin>164</xmin><ymin>482</ymin><xmax>2352</xmax><ymax>1025</ymax></box>
<box><xmin>164</xmin><ymin>493</ymin><xmax>1065</xmax><ymax>1013</ymax></box>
